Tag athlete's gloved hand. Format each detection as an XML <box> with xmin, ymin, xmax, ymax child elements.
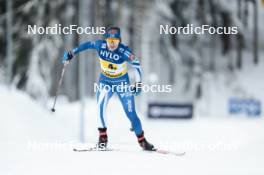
<box><xmin>62</xmin><ymin>51</ymin><xmax>73</xmax><ymax>64</ymax></box>
<box><xmin>131</xmin><ymin>82</ymin><xmax>142</xmax><ymax>96</ymax></box>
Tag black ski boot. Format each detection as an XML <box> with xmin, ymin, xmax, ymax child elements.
<box><xmin>137</xmin><ymin>132</ymin><xmax>155</xmax><ymax>151</ymax></box>
<box><xmin>97</xmin><ymin>128</ymin><xmax>108</xmax><ymax>149</ymax></box>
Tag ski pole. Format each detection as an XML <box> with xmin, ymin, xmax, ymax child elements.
<box><xmin>51</xmin><ymin>62</ymin><xmax>68</xmax><ymax>112</ymax></box>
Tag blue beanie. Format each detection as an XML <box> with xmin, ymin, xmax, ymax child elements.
<box><xmin>104</xmin><ymin>27</ymin><xmax>121</xmax><ymax>39</ymax></box>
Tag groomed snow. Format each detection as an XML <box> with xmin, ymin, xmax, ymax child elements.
<box><xmin>1</xmin><ymin>85</ymin><xmax>264</xmax><ymax>175</ymax></box>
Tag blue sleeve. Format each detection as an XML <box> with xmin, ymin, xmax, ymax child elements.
<box><xmin>123</xmin><ymin>46</ymin><xmax>142</xmax><ymax>82</ymax></box>
<box><xmin>72</xmin><ymin>40</ymin><xmax>102</xmax><ymax>55</ymax></box>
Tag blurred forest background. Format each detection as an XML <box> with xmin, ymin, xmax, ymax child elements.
<box><xmin>0</xmin><ymin>0</ymin><xmax>263</xmax><ymax>115</ymax></box>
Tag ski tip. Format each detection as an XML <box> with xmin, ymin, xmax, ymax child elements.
<box><xmin>174</xmin><ymin>151</ymin><xmax>186</xmax><ymax>156</ymax></box>
<box><xmin>155</xmin><ymin>149</ymin><xmax>186</xmax><ymax>156</ymax></box>
<box><xmin>73</xmin><ymin>148</ymin><xmax>87</xmax><ymax>152</ymax></box>
<box><xmin>73</xmin><ymin>147</ymin><xmax>118</xmax><ymax>152</ymax></box>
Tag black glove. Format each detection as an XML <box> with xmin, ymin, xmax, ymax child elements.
<box><xmin>131</xmin><ymin>82</ymin><xmax>142</xmax><ymax>96</ymax></box>
<box><xmin>62</xmin><ymin>51</ymin><xmax>73</xmax><ymax>63</ymax></box>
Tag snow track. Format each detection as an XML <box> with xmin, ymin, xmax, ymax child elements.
<box><xmin>1</xmin><ymin>86</ymin><xmax>264</xmax><ymax>175</ymax></box>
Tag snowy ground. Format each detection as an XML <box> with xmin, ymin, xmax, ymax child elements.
<box><xmin>1</xmin><ymin>85</ymin><xmax>264</xmax><ymax>175</ymax></box>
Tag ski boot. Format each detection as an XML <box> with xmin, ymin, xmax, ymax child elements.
<box><xmin>137</xmin><ymin>132</ymin><xmax>155</xmax><ymax>151</ymax></box>
<box><xmin>97</xmin><ymin>128</ymin><xmax>108</xmax><ymax>149</ymax></box>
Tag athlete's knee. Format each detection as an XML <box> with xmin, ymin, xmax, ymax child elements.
<box><xmin>128</xmin><ymin>112</ymin><xmax>141</xmax><ymax>123</ymax></box>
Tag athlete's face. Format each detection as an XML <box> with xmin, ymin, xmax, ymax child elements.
<box><xmin>106</xmin><ymin>38</ymin><xmax>120</xmax><ymax>51</ymax></box>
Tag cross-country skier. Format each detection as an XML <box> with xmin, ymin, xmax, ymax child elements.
<box><xmin>63</xmin><ymin>27</ymin><xmax>155</xmax><ymax>151</ymax></box>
